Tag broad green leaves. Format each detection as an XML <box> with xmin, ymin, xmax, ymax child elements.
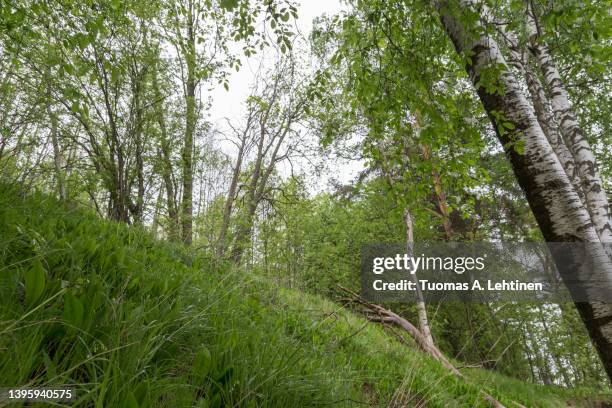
<box><xmin>192</xmin><ymin>347</ymin><xmax>213</xmax><ymax>381</ymax></box>
<box><xmin>312</xmin><ymin>0</ymin><xmax>490</xmax><ymax>220</ymax></box>
<box><xmin>25</xmin><ymin>260</ymin><xmax>46</xmax><ymax>307</ymax></box>
<box><xmin>63</xmin><ymin>293</ymin><xmax>85</xmax><ymax>329</ymax></box>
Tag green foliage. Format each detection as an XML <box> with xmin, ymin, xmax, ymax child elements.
<box><xmin>1</xmin><ymin>0</ymin><xmax>611</xmax><ymax>401</ymax></box>
<box><xmin>2</xmin><ymin>185</ymin><xmax>608</xmax><ymax>407</ymax></box>
<box><xmin>24</xmin><ymin>260</ymin><xmax>46</xmax><ymax>308</ymax></box>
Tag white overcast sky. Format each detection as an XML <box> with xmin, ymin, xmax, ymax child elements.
<box><xmin>206</xmin><ymin>0</ymin><xmax>362</xmax><ymax>192</ymax></box>
<box><xmin>208</xmin><ymin>0</ymin><xmax>345</xmax><ymax>124</ymax></box>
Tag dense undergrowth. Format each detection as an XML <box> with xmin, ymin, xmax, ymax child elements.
<box><xmin>0</xmin><ymin>185</ymin><xmax>610</xmax><ymax>407</ymax></box>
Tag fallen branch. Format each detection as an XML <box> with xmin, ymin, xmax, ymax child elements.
<box><xmin>336</xmin><ymin>284</ymin><xmax>509</xmax><ymax>408</ymax></box>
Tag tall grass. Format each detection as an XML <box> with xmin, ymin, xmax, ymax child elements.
<box><xmin>0</xmin><ymin>186</ymin><xmax>353</xmax><ymax>407</ymax></box>
<box><xmin>1</xmin><ymin>185</ymin><xmax>609</xmax><ymax>407</ymax></box>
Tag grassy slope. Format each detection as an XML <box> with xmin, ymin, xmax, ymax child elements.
<box><xmin>0</xmin><ymin>185</ymin><xmax>609</xmax><ymax>407</ymax></box>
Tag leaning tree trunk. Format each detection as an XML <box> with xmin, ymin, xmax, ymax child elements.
<box><xmin>526</xmin><ymin>5</ymin><xmax>612</xmax><ymax>243</ymax></box>
<box><xmin>497</xmin><ymin>30</ymin><xmax>585</xmax><ymax>207</ymax></box>
<box><xmin>433</xmin><ymin>0</ymin><xmax>612</xmax><ymax>381</ymax></box>
<box><xmin>217</xmin><ymin>137</ymin><xmax>246</xmax><ymax>257</ymax></box>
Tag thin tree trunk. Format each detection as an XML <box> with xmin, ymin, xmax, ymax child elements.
<box><xmin>231</xmin><ymin>200</ymin><xmax>257</xmax><ymax>263</ymax></box>
<box><xmin>231</xmin><ymin>119</ymin><xmax>267</xmax><ymax>263</ymax></box>
<box><xmin>96</xmin><ymin>48</ymin><xmax>130</xmax><ymax>223</ymax></box>
<box><xmin>151</xmin><ymin>188</ymin><xmax>163</xmax><ymax>239</ymax></box>
<box><xmin>537</xmin><ymin>304</ymin><xmax>572</xmax><ymax>387</ymax></box>
<box><xmin>230</xmin><ymin>149</ymin><xmax>262</xmax><ymax>262</ymax></box>
<box><xmin>405</xmin><ymin>208</ymin><xmax>435</xmax><ymax>346</ymax></box>
<box><xmin>44</xmin><ymin>32</ymin><xmax>66</xmax><ymax>201</ymax></box>
<box><xmin>152</xmin><ymin>67</ymin><xmax>179</xmax><ymax>239</ymax></box>
<box><xmin>217</xmin><ymin>138</ymin><xmax>246</xmax><ymax>257</ymax></box>
<box><xmin>521</xmin><ymin>326</ymin><xmax>537</xmax><ymax>383</ymax></box>
<box><xmin>420</xmin><ymin>144</ymin><xmax>453</xmax><ymax>239</ymax></box>
<box><xmin>373</xmin><ymin>127</ymin><xmax>436</xmax><ymax>346</ymax></box>
<box><xmin>181</xmin><ymin>2</ymin><xmax>196</xmax><ymax>245</ymax></box>
<box><xmin>131</xmin><ymin>71</ymin><xmax>145</xmax><ymax>223</ymax></box>
<box><xmin>45</xmin><ymin>76</ymin><xmax>66</xmax><ymax>201</ymax></box>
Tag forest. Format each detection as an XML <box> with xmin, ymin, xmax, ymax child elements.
<box><xmin>0</xmin><ymin>0</ymin><xmax>611</xmax><ymax>406</ymax></box>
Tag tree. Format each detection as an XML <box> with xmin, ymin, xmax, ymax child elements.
<box><xmin>161</xmin><ymin>0</ymin><xmax>298</xmax><ymax>245</ymax></box>
<box><xmin>228</xmin><ymin>58</ymin><xmax>308</xmax><ymax>263</ymax></box>
<box><xmin>432</xmin><ymin>0</ymin><xmax>612</xmax><ymax>379</ymax></box>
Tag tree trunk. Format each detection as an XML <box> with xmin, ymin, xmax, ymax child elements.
<box><xmin>405</xmin><ymin>208</ymin><xmax>435</xmax><ymax>346</ymax></box>
<box><xmin>526</xmin><ymin>4</ymin><xmax>612</xmax><ymax>243</ymax></box>
<box><xmin>217</xmin><ymin>137</ymin><xmax>246</xmax><ymax>257</ymax></box>
<box><xmin>482</xmin><ymin>3</ymin><xmax>584</xmax><ymax>206</ymax></box>
<box><xmin>231</xmin><ymin>120</ymin><xmax>266</xmax><ymax>263</ymax></box>
<box><xmin>433</xmin><ymin>0</ymin><xmax>612</xmax><ymax>381</ymax></box>
<box><xmin>44</xmin><ymin>32</ymin><xmax>66</xmax><ymax>201</ymax></box>
<box><xmin>231</xmin><ymin>200</ymin><xmax>257</xmax><ymax>263</ymax></box>
<box><xmin>420</xmin><ymin>143</ymin><xmax>453</xmax><ymax>239</ymax></box>
<box><xmin>537</xmin><ymin>304</ymin><xmax>572</xmax><ymax>386</ymax></box>
<box><xmin>181</xmin><ymin>4</ymin><xmax>196</xmax><ymax>246</ymax></box>
<box><xmin>130</xmin><ymin>71</ymin><xmax>145</xmax><ymax>224</ymax></box>
<box><xmin>151</xmin><ymin>188</ymin><xmax>163</xmax><ymax>239</ymax></box>
<box><xmin>152</xmin><ymin>67</ymin><xmax>179</xmax><ymax>240</ymax></box>
<box><xmin>45</xmin><ymin>76</ymin><xmax>66</xmax><ymax>201</ymax></box>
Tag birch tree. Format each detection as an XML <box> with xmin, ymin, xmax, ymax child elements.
<box><xmin>432</xmin><ymin>0</ymin><xmax>612</xmax><ymax>379</ymax></box>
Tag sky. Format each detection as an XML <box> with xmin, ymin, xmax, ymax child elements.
<box><xmin>208</xmin><ymin>1</ymin><xmax>345</xmax><ymax>125</ymax></box>
<box><xmin>205</xmin><ymin>0</ymin><xmax>363</xmax><ymax>193</ymax></box>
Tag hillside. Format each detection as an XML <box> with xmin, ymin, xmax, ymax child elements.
<box><xmin>0</xmin><ymin>185</ymin><xmax>610</xmax><ymax>407</ymax></box>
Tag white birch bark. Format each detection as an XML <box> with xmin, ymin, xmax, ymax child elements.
<box><xmin>480</xmin><ymin>5</ymin><xmax>584</xmax><ymax>206</ymax></box>
<box><xmin>498</xmin><ymin>32</ymin><xmax>586</xmax><ymax>206</ymax></box>
<box><xmin>526</xmin><ymin>5</ymin><xmax>612</xmax><ymax>242</ymax></box>
<box><xmin>433</xmin><ymin>0</ymin><xmax>612</xmax><ymax>380</ymax></box>
<box><xmin>405</xmin><ymin>209</ymin><xmax>435</xmax><ymax>346</ymax></box>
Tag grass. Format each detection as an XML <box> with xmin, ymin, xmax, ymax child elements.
<box><xmin>0</xmin><ymin>184</ymin><xmax>610</xmax><ymax>407</ymax></box>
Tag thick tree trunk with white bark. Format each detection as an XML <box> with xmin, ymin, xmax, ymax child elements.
<box><xmin>526</xmin><ymin>5</ymin><xmax>612</xmax><ymax>243</ymax></box>
<box><xmin>499</xmin><ymin>30</ymin><xmax>585</xmax><ymax>206</ymax></box>
<box><xmin>434</xmin><ymin>0</ymin><xmax>612</xmax><ymax>381</ymax></box>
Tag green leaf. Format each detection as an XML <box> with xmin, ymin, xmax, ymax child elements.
<box><xmin>192</xmin><ymin>347</ymin><xmax>212</xmax><ymax>381</ymax></box>
<box><xmin>133</xmin><ymin>382</ymin><xmax>149</xmax><ymax>406</ymax></box>
<box><xmin>63</xmin><ymin>293</ymin><xmax>84</xmax><ymax>328</ymax></box>
<box><xmin>207</xmin><ymin>393</ymin><xmax>222</xmax><ymax>408</ymax></box>
<box><xmin>43</xmin><ymin>351</ymin><xmax>57</xmax><ymax>380</ymax></box>
<box><xmin>216</xmin><ymin>366</ymin><xmax>234</xmax><ymax>385</ymax></box>
<box><xmin>220</xmin><ymin>0</ymin><xmax>239</xmax><ymax>10</ymax></box>
<box><xmin>25</xmin><ymin>260</ymin><xmax>46</xmax><ymax>307</ymax></box>
<box><xmin>513</xmin><ymin>139</ymin><xmax>526</xmax><ymax>155</ymax></box>
<box><xmin>122</xmin><ymin>391</ymin><xmax>139</xmax><ymax>408</ymax></box>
